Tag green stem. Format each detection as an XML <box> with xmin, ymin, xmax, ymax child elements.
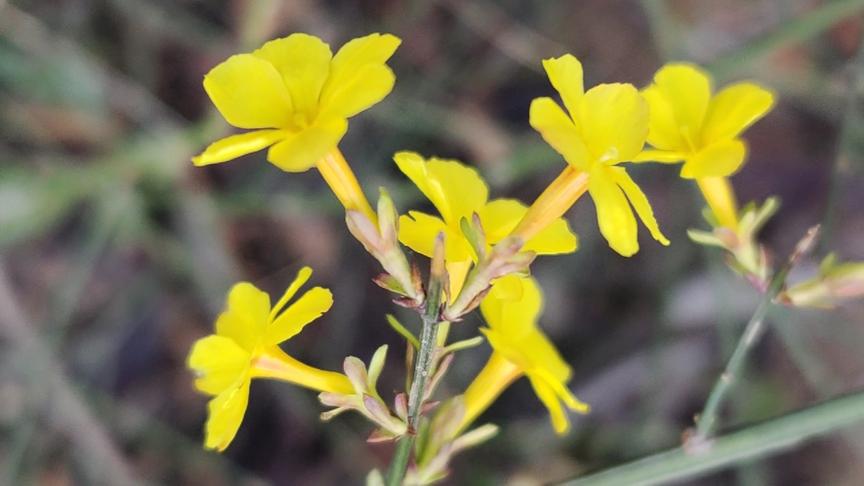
<box><xmin>385</xmin><ymin>237</ymin><xmax>446</xmax><ymax>486</ymax></box>
<box><xmin>693</xmin><ymin>227</ymin><xmax>818</xmax><ymax>440</ymax></box>
<box><xmin>561</xmin><ymin>390</ymin><xmax>864</xmax><ymax>486</ymax></box>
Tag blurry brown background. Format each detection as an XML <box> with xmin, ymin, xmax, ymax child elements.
<box><xmin>2</xmin><ymin>0</ymin><xmax>864</xmax><ymax>484</ymax></box>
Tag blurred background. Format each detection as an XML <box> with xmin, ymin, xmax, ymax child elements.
<box><xmin>2</xmin><ymin>0</ymin><xmax>864</xmax><ymax>484</ymax></box>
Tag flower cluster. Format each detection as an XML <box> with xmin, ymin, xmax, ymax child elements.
<box><xmin>181</xmin><ymin>31</ymin><xmax>834</xmax><ymax>485</ymax></box>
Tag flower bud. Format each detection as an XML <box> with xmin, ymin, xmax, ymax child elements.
<box><xmin>781</xmin><ymin>255</ymin><xmax>864</xmax><ymax>308</ymax></box>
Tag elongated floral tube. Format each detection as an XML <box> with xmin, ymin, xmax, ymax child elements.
<box><xmin>696</xmin><ymin>176</ymin><xmax>738</xmax><ymax>229</ymax></box>
<box><xmin>317</xmin><ymin>148</ymin><xmax>378</xmax><ymax>224</ymax></box>
<box><xmin>458</xmin><ymin>353</ymin><xmax>523</xmax><ymax>433</ymax></box>
<box><xmin>251</xmin><ymin>346</ymin><xmax>354</xmax><ymax>395</ymax></box>
<box><xmin>511</xmin><ymin>167</ymin><xmax>590</xmax><ymax>242</ymax></box>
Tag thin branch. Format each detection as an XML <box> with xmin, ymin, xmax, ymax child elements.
<box><xmin>691</xmin><ymin>226</ymin><xmax>820</xmax><ymax>442</ymax></box>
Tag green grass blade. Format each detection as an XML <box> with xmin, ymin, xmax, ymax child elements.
<box><xmin>562</xmin><ymin>390</ymin><xmax>864</xmax><ymax>486</ymax></box>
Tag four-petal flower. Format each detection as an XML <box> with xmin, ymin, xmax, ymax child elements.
<box><xmin>193</xmin><ymin>33</ymin><xmax>400</xmax><ymax>172</ymax></box>
<box><xmin>636</xmin><ymin>63</ymin><xmax>775</xmax><ymax>180</ymax></box>
<box><xmin>395</xmin><ymin>151</ymin><xmax>578</xmax><ymax>293</ymax></box>
<box><xmin>529</xmin><ymin>54</ymin><xmax>669</xmax><ymax>257</ymax></box>
<box><xmin>460</xmin><ymin>275</ymin><xmax>589</xmax><ymax>434</ymax></box>
<box><xmin>187</xmin><ymin>267</ymin><xmax>352</xmax><ymax>451</ymax></box>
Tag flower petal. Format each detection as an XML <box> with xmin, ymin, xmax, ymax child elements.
<box><xmin>320</xmin><ymin>64</ymin><xmax>396</xmax><ymax>119</ymax></box>
<box><xmin>192</xmin><ymin>130</ymin><xmax>285</xmax><ymax>166</ymax></box>
<box><xmin>649</xmin><ymin>63</ymin><xmax>712</xmax><ymax>144</ymax></box>
<box><xmin>203</xmin><ymin>54</ymin><xmax>293</xmax><ymax>129</ymax></box>
<box><xmin>398</xmin><ymin>211</ymin><xmax>472</xmax><ymax>262</ymax></box>
<box><xmin>579</xmin><ymin>83</ymin><xmax>648</xmax><ymax>163</ymax></box>
<box><xmin>266</xmin><ymin>117</ymin><xmax>347</xmax><ymax>172</ymax></box>
<box><xmin>529</xmin><ymin>97</ymin><xmax>590</xmax><ymax>170</ymax></box>
<box><xmin>398</xmin><ymin>211</ymin><xmax>446</xmax><ymax>258</ymax></box>
<box><xmin>481</xmin><ymin>276</ymin><xmax>543</xmax><ymax>336</ymax></box>
<box><xmin>187</xmin><ymin>335</ymin><xmax>251</xmax><ymax>395</ymax></box>
<box><xmin>265</xmin><ymin>287</ymin><xmax>333</xmax><ymax>345</ymax></box>
<box><xmin>479</xmin><ymin>199</ymin><xmax>578</xmax><ymax>255</ymax></box>
<box><xmin>681</xmin><ymin>139</ymin><xmax>747</xmax><ymax>179</ymax></box>
<box><xmin>701</xmin><ymin>82</ymin><xmax>775</xmax><ymax>143</ymax></box>
<box><xmin>632</xmin><ymin>149</ymin><xmax>686</xmax><ymax>163</ymax></box>
<box><xmin>525</xmin><ymin>217</ymin><xmax>579</xmax><ymax>255</ymax></box>
<box><xmin>587</xmin><ymin>167</ymin><xmax>639</xmax><ymax>257</ymax></box>
<box><xmin>393</xmin><ymin>151</ymin><xmax>488</xmax><ymax>225</ymax></box>
<box><xmin>270</xmin><ymin>266</ymin><xmax>313</xmax><ymax>320</ymax></box>
<box><xmin>641</xmin><ymin>84</ymin><xmax>687</xmax><ymax>151</ymax></box>
<box><xmin>528</xmin><ymin>377</ymin><xmax>571</xmax><ymax>435</ymax></box>
<box><xmin>320</xmin><ymin>33</ymin><xmax>401</xmax><ymax>118</ymax></box>
<box><xmin>477</xmin><ymin>199</ymin><xmax>527</xmax><ymax>244</ymax></box>
<box><xmin>204</xmin><ymin>378</ymin><xmax>251</xmax><ymax>452</ymax></box>
<box><xmin>541</xmin><ymin>54</ymin><xmax>584</xmax><ymax>124</ymax></box>
<box><xmin>609</xmin><ymin>167</ymin><xmax>669</xmax><ymax>246</ymax></box>
<box><xmin>252</xmin><ymin>34</ymin><xmax>332</xmax><ymax>117</ymax></box>
<box><xmin>216</xmin><ymin>282</ymin><xmax>271</xmax><ymax>351</ymax></box>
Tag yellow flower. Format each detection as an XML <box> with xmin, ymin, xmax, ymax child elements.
<box><xmin>192</xmin><ymin>33</ymin><xmax>401</xmax><ymax>221</ymax></box>
<box><xmin>528</xmin><ymin>54</ymin><xmax>669</xmax><ymax>257</ymax></box>
<box><xmin>394</xmin><ymin>151</ymin><xmax>577</xmax><ymax>294</ymax></box>
<box><xmin>460</xmin><ymin>276</ymin><xmax>589</xmax><ymax>435</ymax></box>
<box><xmin>638</xmin><ymin>63</ymin><xmax>775</xmax><ymax>180</ymax></box>
<box><xmin>637</xmin><ymin>64</ymin><xmax>774</xmax><ymax>229</ymax></box>
<box><xmin>187</xmin><ymin>267</ymin><xmax>352</xmax><ymax>451</ymax></box>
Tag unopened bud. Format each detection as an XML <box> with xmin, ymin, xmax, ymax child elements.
<box><xmin>781</xmin><ymin>256</ymin><xmax>864</xmax><ymax>308</ymax></box>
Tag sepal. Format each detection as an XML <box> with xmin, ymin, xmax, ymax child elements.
<box><xmin>318</xmin><ymin>345</ymin><xmax>407</xmax><ymax>437</ymax></box>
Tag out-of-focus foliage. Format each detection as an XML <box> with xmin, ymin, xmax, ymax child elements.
<box><xmin>1</xmin><ymin>1</ymin><xmax>864</xmax><ymax>484</ymax></box>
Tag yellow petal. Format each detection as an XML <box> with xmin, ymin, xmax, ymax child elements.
<box><xmin>579</xmin><ymin>83</ymin><xmax>648</xmax><ymax>164</ymax></box>
<box><xmin>587</xmin><ymin>167</ymin><xmax>639</xmax><ymax>257</ymax></box>
<box><xmin>528</xmin><ymin>377</ymin><xmax>570</xmax><ymax>435</ymax></box>
<box><xmin>204</xmin><ymin>378</ymin><xmax>250</xmax><ymax>451</ymax></box>
<box><xmin>398</xmin><ymin>211</ymin><xmax>445</xmax><ymax>258</ymax></box>
<box><xmin>481</xmin><ymin>276</ymin><xmax>543</xmax><ymax>336</ymax></box>
<box><xmin>524</xmin><ymin>217</ymin><xmax>578</xmax><ymax>255</ymax></box>
<box><xmin>393</xmin><ymin>151</ymin><xmax>488</xmax><ymax>225</ymax></box>
<box><xmin>520</xmin><ymin>329</ymin><xmax>571</xmax><ymax>383</ymax></box>
<box><xmin>424</xmin><ymin>158</ymin><xmax>489</xmax><ymax>224</ymax></box>
<box><xmin>609</xmin><ymin>167</ymin><xmax>669</xmax><ymax>246</ymax></box>
<box><xmin>187</xmin><ymin>335</ymin><xmax>251</xmax><ymax>395</ymax></box>
<box><xmin>477</xmin><ymin>199</ymin><xmax>527</xmax><ymax>244</ymax></box>
<box><xmin>632</xmin><ymin>149</ymin><xmax>686</xmax><ymax>163</ymax></box>
<box><xmin>447</xmin><ymin>260</ymin><xmax>473</xmax><ymax>302</ymax></box>
<box><xmin>265</xmin><ymin>287</ymin><xmax>333</xmax><ymax>345</ymax></box>
<box><xmin>252</xmin><ymin>34</ymin><xmax>332</xmax><ymax>117</ymax></box>
<box><xmin>529</xmin><ymin>97</ymin><xmax>590</xmax><ymax>170</ymax></box>
<box><xmin>701</xmin><ymin>82</ymin><xmax>775</xmax><ymax>143</ymax></box>
<box><xmin>398</xmin><ymin>211</ymin><xmax>472</xmax><ymax>262</ymax></box>
<box><xmin>541</xmin><ymin>54</ymin><xmax>584</xmax><ymax>123</ymax></box>
<box><xmin>650</xmin><ymin>63</ymin><xmax>712</xmax><ymax>146</ymax></box>
<box><xmin>203</xmin><ymin>54</ymin><xmax>293</xmax><ymax>129</ymax></box>
<box><xmin>320</xmin><ymin>33</ymin><xmax>401</xmax><ymax>118</ymax></box>
<box><xmin>641</xmin><ymin>84</ymin><xmax>687</xmax><ymax>151</ymax></box>
<box><xmin>479</xmin><ymin>199</ymin><xmax>578</xmax><ymax>255</ymax></box>
<box><xmin>192</xmin><ymin>130</ymin><xmax>285</xmax><ymax>166</ymax></box>
<box><xmin>490</xmin><ymin>274</ymin><xmax>525</xmax><ymax>301</ymax></box>
<box><xmin>266</xmin><ymin>117</ymin><xmax>347</xmax><ymax>172</ymax></box>
<box><xmin>320</xmin><ymin>64</ymin><xmax>395</xmax><ymax>119</ymax></box>
<box><xmin>270</xmin><ymin>266</ymin><xmax>313</xmax><ymax>320</ymax></box>
<box><xmin>681</xmin><ymin>139</ymin><xmax>747</xmax><ymax>179</ymax></box>
<box><xmin>216</xmin><ymin>282</ymin><xmax>271</xmax><ymax>351</ymax></box>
